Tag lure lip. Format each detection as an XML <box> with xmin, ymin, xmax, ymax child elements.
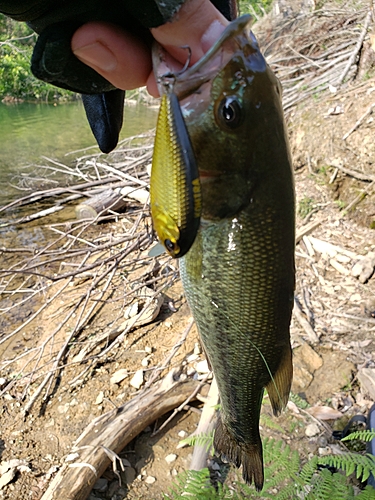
<box><xmin>152</xmin><ymin>15</ymin><xmax>255</xmax><ymax>99</ymax></box>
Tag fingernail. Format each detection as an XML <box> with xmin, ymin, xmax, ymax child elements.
<box><xmin>201</xmin><ymin>20</ymin><xmax>226</xmax><ymax>53</ymax></box>
<box><xmin>73</xmin><ymin>42</ymin><xmax>117</xmax><ymax>72</ymax></box>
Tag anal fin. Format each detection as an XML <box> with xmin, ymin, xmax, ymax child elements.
<box><xmin>266</xmin><ymin>345</ymin><xmax>293</xmax><ymax>416</ymax></box>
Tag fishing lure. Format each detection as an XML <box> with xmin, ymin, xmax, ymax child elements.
<box><xmin>150</xmin><ymin>78</ymin><xmax>201</xmax><ymax>258</ymax></box>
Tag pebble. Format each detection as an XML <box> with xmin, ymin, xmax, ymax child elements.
<box><xmin>196</xmin><ymin>360</ymin><xmax>209</xmax><ymax>374</ymax></box>
<box><xmin>186</xmin><ymin>367</ymin><xmax>196</xmax><ymax>377</ymax></box>
<box><xmin>178</xmin><ymin>430</ymin><xmax>187</xmax><ymax>438</ymax></box>
<box><xmin>165</xmin><ymin>454</ymin><xmax>177</xmax><ymax>464</ymax></box>
<box><xmin>141</xmin><ymin>357</ymin><xmax>150</xmax><ymax>367</ymax></box>
<box><xmin>130</xmin><ymin>369</ymin><xmax>144</xmax><ymax>389</ymax></box>
<box><xmin>318</xmin><ymin>446</ymin><xmax>332</xmax><ymax>456</ymax></box>
<box><xmin>0</xmin><ymin>378</ymin><xmax>6</xmax><ymax>388</ymax></box>
<box><xmin>95</xmin><ymin>391</ymin><xmax>104</xmax><ymax>405</ymax></box>
<box><xmin>93</xmin><ymin>478</ymin><xmax>108</xmax><ymax>492</ymax></box>
<box><xmin>305</xmin><ymin>423</ymin><xmax>320</xmax><ymax>437</ymax></box>
<box><xmin>186</xmin><ymin>354</ymin><xmax>199</xmax><ymax>363</ymax></box>
<box><xmin>110</xmin><ymin>369</ymin><xmax>128</xmax><ymax>385</ymax></box>
<box><xmin>193</xmin><ymin>343</ymin><xmax>201</xmax><ymax>355</ymax></box>
<box><xmin>124</xmin><ymin>467</ymin><xmax>136</xmax><ymax>483</ymax></box>
<box><xmin>145</xmin><ymin>476</ymin><xmax>156</xmax><ymax>484</ymax></box>
<box><xmin>57</xmin><ymin>403</ymin><xmax>69</xmax><ymax>414</ymax></box>
<box><xmin>0</xmin><ymin>469</ymin><xmax>16</xmax><ymax>489</ymax></box>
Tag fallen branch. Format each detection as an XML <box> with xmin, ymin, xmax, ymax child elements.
<box><xmin>342</xmin><ymin>180</ymin><xmax>375</xmax><ymax>214</ymax></box>
<box><xmin>40</xmin><ymin>370</ymin><xmax>199</xmax><ymax>500</ymax></box>
<box><xmin>342</xmin><ymin>102</ymin><xmax>375</xmax><ymax>140</ymax></box>
<box><xmin>332</xmin><ymin>163</ymin><xmax>375</xmax><ymax>182</ymax></box>
<box><xmin>336</xmin><ymin>9</ymin><xmax>373</xmax><ymax>86</ymax></box>
<box><xmin>293</xmin><ymin>298</ymin><xmax>320</xmax><ymax>344</ymax></box>
<box><xmin>190</xmin><ymin>378</ymin><xmax>219</xmax><ymax>471</ymax></box>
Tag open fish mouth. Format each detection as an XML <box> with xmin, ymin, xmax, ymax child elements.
<box><xmin>152</xmin><ymin>15</ymin><xmax>260</xmax><ymax>115</ymax></box>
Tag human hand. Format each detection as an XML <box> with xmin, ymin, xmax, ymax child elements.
<box><xmin>71</xmin><ymin>0</ymin><xmax>230</xmax><ymax>97</ymax></box>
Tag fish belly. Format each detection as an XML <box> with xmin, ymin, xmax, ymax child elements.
<box><xmin>180</xmin><ymin>204</ymin><xmax>294</xmax><ymax>490</ymax></box>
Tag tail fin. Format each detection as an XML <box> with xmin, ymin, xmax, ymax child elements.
<box><xmin>214</xmin><ymin>416</ymin><xmax>264</xmax><ymax>491</ymax></box>
<box><xmin>266</xmin><ymin>344</ymin><xmax>293</xmax><ymax>416</ymax></box>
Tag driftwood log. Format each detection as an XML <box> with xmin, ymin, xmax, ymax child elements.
<box><xmin>190</xmin><ymin>377</ymin><xmax>219</xmax><ymax>471</ymax></box>
<box><xmin>75</xmin><ymin>188</ymin><xmax>127</xmax><ymax>219</ymax></box>
<box><xmin>41</xmin><ymin>371</ymin><xmax>201</xmax><ymax>500</ymax></box>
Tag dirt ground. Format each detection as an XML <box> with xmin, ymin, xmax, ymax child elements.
<box><xmin>1</xmin><ymin>3</ymin><xmax>375</xmax><ymax>500</ymax></box>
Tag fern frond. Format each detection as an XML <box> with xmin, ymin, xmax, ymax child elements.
<box><xmin>357</xmin><ymin>485</ymin><xmax>375</xmax><ymax>499</ymax></box>
<box><xmin>316</xmin><ymin>453</ymin><xmax>375</xmax><ymax>482</ymax></box>
<box><xmin>342</xmin><ymin>430</ymin><xmax>375</xmax><ymax>443</ymax></box>
<box><xmin>305</xmin><ymin>468</ymin><xmax>355</xmax><ymax>500</ymax></box>
<box><xmin>178</xmin><ymin>430</ymin><xmax>215</xmax><ymax>454</ymax></box>
<box><xmin>260</xmin><ymin>413</ymin><xmax>285</xmax><ymax>433</ymax></box>
<box><xmin>289</xmin><ymin>392</ymin><xmax>310</xmax><ymax>409</ymax></box>
<box><xmin>164</xmin><ymin>468</ymin><xmax>215</xmax><ymax>499</ymax></box>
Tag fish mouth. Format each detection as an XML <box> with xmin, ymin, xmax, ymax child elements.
<box><xmin>152</xmin><ymin>14</ymin><xmax>256</xmax><ymax>100</ymax></box>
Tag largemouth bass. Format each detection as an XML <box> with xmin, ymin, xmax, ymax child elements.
<box><xmin>152</xmin><ymin>15</ymin><xmax>295</xmax><ymax>490</ymax></box>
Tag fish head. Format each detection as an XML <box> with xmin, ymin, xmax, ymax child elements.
<box><xmin>154</xmin><ymin>15</ymin><xmax>291</xmax><ymax>222</ymax></box>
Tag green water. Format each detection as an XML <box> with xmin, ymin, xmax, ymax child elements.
<box><xmin>0</xmin><ymin>100</ymin><xmax>157</xmax><ymax>205</ymax></box>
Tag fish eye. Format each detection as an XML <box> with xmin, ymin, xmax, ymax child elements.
<box><xmin>164</xmin><ymin>238</ymin><xmax>179</xmax><ymax>254</ymax></box>
<box><xmin>216</xmin><ymin>96</ymin><xmax>243</xmax><ymax>130</ymax></box>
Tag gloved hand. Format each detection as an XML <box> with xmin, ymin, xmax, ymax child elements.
<box><xmin>0</xmin><ymin>1</ymin><xmax>234</xmax><ymax>152</ymax></box>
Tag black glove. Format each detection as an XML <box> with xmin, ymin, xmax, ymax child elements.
<box><xmin>0</xmin><ymin>1</ymin><xmax>235</xmax><ymax>153</ymax></box>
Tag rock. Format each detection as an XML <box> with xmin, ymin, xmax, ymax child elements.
<box><xmin>110</xmin><ymin>369</ymin><xmax>128</xmax><ymax>385</ymax></box>
<box><xmin>358</xmin><ymin>368</ymin><xmax>375</xmax><ymax>400</ymax></box>
<box><xmin>141</xmin><ymin>357</ymin><xmax>150</xmax><ymax>367</ymax></box>
<box><xmin>292</xmin><ymin>343</ymin><xmax>323</xmax><ymax>393</ymax></box>
<box><xmin>165</xmin><ymin>454</ymin><xmax>177</xmax><ymax>464</ymax></box>
<box><xmin>57</xmin><ymin>403</ymin><xmax>69</xmax><ymax>414</ymax></box>
<box><xmin>130</xmin><ymin>369</ymin><xmax>144</xmax><ymax>389</ymax></box>
<box><xmin>0</xmin><ymin>468</ymin><xmax>16</xmax><ymax>489</ymax></box>
<box><xmin>318</xmin><ymin>446</ymin><xmax>331</xmax><ymax>456</ymax></box>
<box><xmin>305</xmin><ymin>351</ymin><xmax>355</xmax><ymax>402</ymax></box>
<box><xmin>178</xmin><ymin>430</ymin><xmax>187</xmax><ymax>438</ymax></box>
<box><xmin>93</xmin><ymin>478</ymin><xmax>108</xmax><ymax>492</ymax></box>
<box><xmin>292</xmin><ymin>363</ymin><xmax>313</xmax><ymax>392</ymax></box>
<box><xmin>95</xmin><ymin>391</ymin><xmax>104</xmax><ymax>405</ymax></box>
<box><xmin>352</xmin><ymin>252</ymin><xmax>375</xmax><ymax>283</ymax></box>
<box><xmin>196</xmin><ymin>360</ymin><xmax>209</xmax><ymax>374</ymax></box>
<box><xmin>145</xmin><ymin>476</ymin><xmax>156</xmax><ymax>484</ymax></box>
<box><xmin>194</xmin><ymin>343</ymin><xmax>201</xmax><ymax>355</ymax></box>
<box><xmin>296</xmin><ymin>343</ymin><xmax>323</xmax><ymax>372</ymax></box>
<box><xmin>305</xmin><ymin>423</ymin><xmax>320</xmax><ymax>437</ymax></box>
<box><xmin>124</xmin><ymin>467</ymin><xmax>136</xmax><ymax>484</ymax></box>
<box><xmin>186</xmin><ymin>354</ymin><xmax>199</xmax><ymax>363</ymax></box>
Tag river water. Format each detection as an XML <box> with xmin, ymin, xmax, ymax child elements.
<box><xmin>0</xmin><ymin>100</ymin><xmax>157</xmax><ymax>206</ymax></box>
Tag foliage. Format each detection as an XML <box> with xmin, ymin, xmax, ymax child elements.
<box><xmin>289</xmin><ymin>392</ymin><xmax>310</xmax><ymax>409</ymax></box>
<box><xmin>343</xmin><ymin>431</ymin><xmax>375</xmax><ymax>443</ymax></box>
<box><xmin>179</xmin><ymin>430</ymin><xmax>215</xmax><ymax>454</ymax></box>
<box><xmin>298</xmin><ymin>196</ymin><xmax>315</xmax><ymax>218</ymax></box>
<box><xmin>167</xmin><ymin>431</ymin><xmax>375</xmax><ymax>499</ymax></box>
<box><xmin>238</xmin><ymin>0</ymin><xmax>273</xmax><ymax>18</ymax></box>
<box><xmin>0</xmin><ymin>14</ymin><xmax>74</xmax><ymax>100</ymax></box>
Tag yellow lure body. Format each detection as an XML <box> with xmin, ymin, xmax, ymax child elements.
<box><xmin>150</xmin><ymin>89</ymin><xmax>201</xmax><ymax>258</ymax></box>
